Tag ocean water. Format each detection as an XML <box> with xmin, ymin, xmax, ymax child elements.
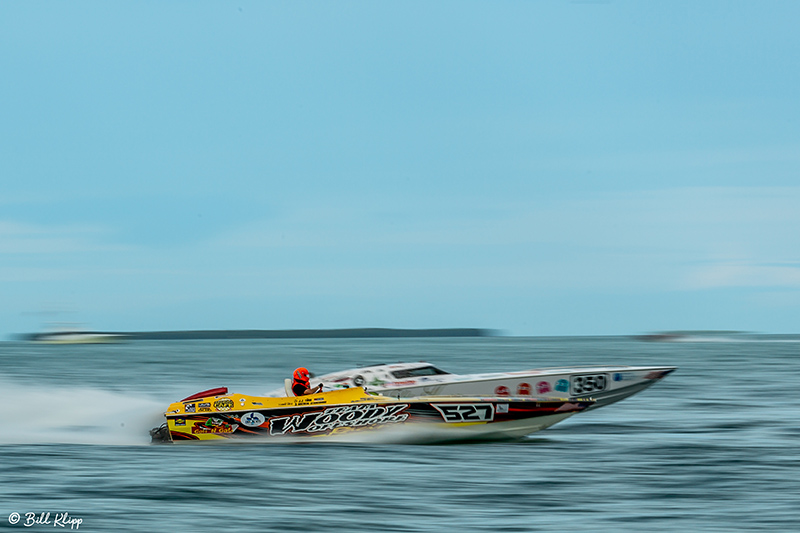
<box><xmin>0</xmin><ymin>335</ymin><xmax>798</xmax><ymax>532</ymax></box>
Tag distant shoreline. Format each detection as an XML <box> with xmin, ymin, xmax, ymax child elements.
<box><xmin>20</xmin><ymin>328</ymin><xmax>494</xmax><ymax>342</ymax></box>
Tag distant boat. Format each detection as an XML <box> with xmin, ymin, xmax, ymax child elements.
<box><xmin>633</xmin><ymin>330</ymin><xmax>747</xmax><ymax>342</ymax></box>
<box><xmin>30</xmin><ymin>331</ymin><xmax>126</xmax><ymax>344</ymax></box>
<box><xmin>23</xmin><ymin>323</ymin><xmax>126</xmax><ymax>344</ymax></box>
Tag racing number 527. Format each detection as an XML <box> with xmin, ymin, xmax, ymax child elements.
<box><xmin>434</xmin><ymin>404</ymin><xmax>494</xmax><ymax>422</ymax></box>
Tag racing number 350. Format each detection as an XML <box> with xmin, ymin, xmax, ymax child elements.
<box><xmin>571</xmin><ymin>374</ymin><xmax>607</xmax><ymax>394</ymax></box>
<box><xmin>433</xmin><ymin>404</ymin><xmax>494</xmax><ymax>423</ymax></box>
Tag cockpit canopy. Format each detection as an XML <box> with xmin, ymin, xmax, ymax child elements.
<box><xmin>389</xmin><ymin>365</ymin><xmax>450</xmax><ymax>379</ymax></box>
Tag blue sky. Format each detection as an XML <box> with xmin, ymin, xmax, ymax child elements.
<box><xmin>2</xmin><ymin>1</ymin><xmax>799</xmax><ymax>337</ymax></box>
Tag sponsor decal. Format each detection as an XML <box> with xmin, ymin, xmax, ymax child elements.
<box><xmin>185</xmin><ymin>403</ymin><xmax>196</xmax><ymax>413</ymax></box>
<box><xmin>214</xmin><ymin>398</ymin><xmax>234</xmax><ymax>411</ymax></box>
<box><xmin>517</xmin><ymin>382</ymin><xmax>532</xmax><ymax>395</ymax></box>
<box><xmin>239</xmin><ymin>398</ymin><xmax>246</xmax><ymax>406</ymax></box>
<box><xmin>240</xmin><ymin>412</ymin><xmax>266</xmax><ymax>427</ymax></box>
<box><xmin>175</xmin><ymin>418</ymin><xmax>186</xmax><ymax>426</ymax></box>
<box><xmin>495</xmin><ymin>385</ymin><xmax>510</xmax><ymax>396</ymax></box>
<box><xmin>252</xmin><ymin>402</ymin><xmax>263</xmax><ymax>406</ymax></box>
<box><xmin>352</xmin><ymin>375</ymin><xmax>366</xmax><ymax>386</ymax></box>
<box><xmin>555</xmin><ymin>379</ymin><xmax>569</xmax><ymax>393</ymax></box>
<box><xmin>536</xmin><ymin>381</ymin><xmax>551</xmax><ymax>394</ymax></box>
<box><xmin>496</xmin><ymin>403</ymin><xmax>509</xmax><ymax>414</ymax></box>
<box><xmin>433</xmin><ymin>404</ymin><xmax>494</xmax><ymax>423</ymax></box>
<box><xmin>571</xmin><ymin>374</ymin><xmax>608</xmax><ymax>395</ymax></box>
<box><xmin>613</xmin><ymin>372</ymin><xmax>633</xmax><ymax>382</ymax></box>
<box><xmin>269</xmin><ymin>404</ymin><xmax>409</xmax><ymax>435</ymax></box>
<box><xmin>645</xmin><ymin>370</ymin><xmax>670</xmax><ymax>380</ymax></box>
<box><xmin>198</xmin><ymin>402</ymin><xmax>212</xmax><ymax>412</ymax></box>
<box><xmin>191</xmin><ymin>417</ymin><xmax>239</xmax><ymax>434</ymax></box>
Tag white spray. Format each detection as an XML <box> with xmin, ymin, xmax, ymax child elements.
<box><xmin>0</xmin><ymin>377</ymin><xmax>167</xmax><ymax>445</ymax></box>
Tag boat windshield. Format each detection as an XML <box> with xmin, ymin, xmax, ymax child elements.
<box><xmin>390</xmin><ymin>366</ymin><xmax>450</xmax><ymax>379</ymax></box>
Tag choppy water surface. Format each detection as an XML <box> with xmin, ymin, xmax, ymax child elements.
<box><xmin>1</xmin><ymin>336</ymin><xmax>798</xmax><ymax>531</ymax></box>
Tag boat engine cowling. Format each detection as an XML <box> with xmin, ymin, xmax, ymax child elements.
<box><xmin>149</xmin><ymin>423</ymin><xmax>171</xmax><ymax>444</ymax></box>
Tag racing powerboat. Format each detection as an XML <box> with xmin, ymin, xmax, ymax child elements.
<box><xmin>150</xmin><ymin>386</ymin><xmax>594</xmax><ymax>444</ymax></box>
<box><xmin>265</xmin><ymin>362</ymin><xmax>675</xmax><ymax>410</ymax></box>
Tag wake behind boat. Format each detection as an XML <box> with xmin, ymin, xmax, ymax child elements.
<box><xmin>150</xmin><ymin>387</ymin><xmax>594</xmax><ymax>444</ymax></box>
<box><xmin>265</xmin><ymin>362</ymin><xmax>676</xmax><ymax>410</ymax></box>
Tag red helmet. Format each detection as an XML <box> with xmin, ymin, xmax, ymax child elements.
<box><xmin>293</xmin><ymin>367</ymin><xmax>310</xmax><ymax>383</ymax></box>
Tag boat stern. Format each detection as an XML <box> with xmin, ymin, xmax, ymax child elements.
<box><xmin>149</xmin><ymin>422</ymin><xmax>172</xmax><ymax>444</ymax></box>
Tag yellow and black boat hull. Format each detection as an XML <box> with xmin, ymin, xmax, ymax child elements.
<box><xmin>151</xmin><ymin>387</ymin><xmax>593</xmax><ymax>444</ymax></box>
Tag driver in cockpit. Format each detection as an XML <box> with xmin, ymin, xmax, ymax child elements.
<box><xmin>292</xmin><ymin>367</ymin><xmax>323</xmax><ymax>396</ymax></box>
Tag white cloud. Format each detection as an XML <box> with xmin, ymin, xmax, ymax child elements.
<box><xmin>532</xmin><ymin>143</ymin><xmax>800</xmax><ymax>180</ymax></box>
<box><xmin>193</xmin><ymin>186</ymin><xmax>800</xmax><ymax>294</ymax></box>
<box><xmin>0</xmin><ymin>220</ymin><xmax>125</xmax><ymax>254</ymax></box>
<box><xmin>6</xmin><ymin>186</ymin><xmax>798</xmax><ymax>295</ymax></box>
<box><xmin>0</xmin><ymin>267</ymin><xmax>73</xmax><ymax>283</ymax></box>
<box><xmin>681</xmin><ymin>263</ymin><xmax>800</xmax><ymax>290</ymax></box>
